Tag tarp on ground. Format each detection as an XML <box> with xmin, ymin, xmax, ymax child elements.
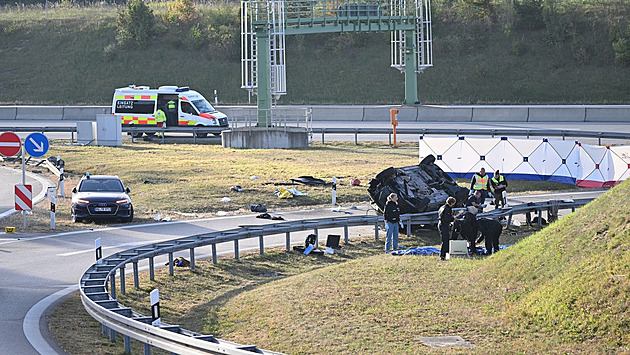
<box><xmin>419</xmin><ymin>136</ymin><xmax>630</xmax><ymax>188</ymax></box>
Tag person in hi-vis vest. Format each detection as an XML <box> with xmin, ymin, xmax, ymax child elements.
<box><xmin>470</xmin><ymin>167</ymin><xmax>489</xmax><ymax>204</ymax></box>
<box><xmin>490</xmin><ymin>170</ymin><xmax>508</xmax><ymax>209</ymax></box>
<box><xmin>155</xmin><ymin>108</ymin><xmax>166</xmax><ymax>137</ymax></box>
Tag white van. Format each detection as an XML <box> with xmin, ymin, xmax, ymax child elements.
<box><xmin>112</xmin><ymin>85</ymin><xmax>229</xmax><ymax>137</ymax></box>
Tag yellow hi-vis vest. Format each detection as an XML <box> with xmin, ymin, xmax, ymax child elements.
<box><xmin>167</xmin><ymin>100</ymin><xmax>176</xmax><ymax>110</ymax></box>
<box><xmin>491</xmin><ymin>175</ymin><xmax>505</xmax><ymax>185</ymax></box>
<box><xmin>155</xmin><ymin>109</ymin><xmax>166</xmax><ymax>123</ymax></box>
<box><xmin>473</xmin><ymin>173</ymin><xmax>488</xmax><ymax>190</ymax></box>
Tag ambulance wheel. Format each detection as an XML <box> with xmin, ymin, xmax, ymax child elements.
<box><xmin>195</xmin><ymin>132</ymin><xmax>208</xmax><ymax>138</ymax></box>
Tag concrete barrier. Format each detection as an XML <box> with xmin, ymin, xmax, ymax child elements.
<box><xmin>310</xmin><ymin>106</ymin><xmax>364</xmax><ymax>121</ymax></box>
<box><xmin>63</xmin><ymin>106</ymin><xmax>111</xmax><ymax>121</ymax></box>
<box><xmin>471</xmin><ymin>106</ymin><xmax>528</xmax><ymax>122</ymax></box>
<box><xmin>363</xmin><ymin>106</ymin><xmax>417</xmax><ymax>122</ymax></box>
<box><xmin>585</xmin><ymin>106</ymin><xmax>630</xmax><ymax>122</ymax></box>
<box><xmin>0</xmin><ymin>107</ymin><xmax>17</xmax><ymax>120</ymax></box>
<box><xmin>418</xmin><ymin>106</ymin><xmax>473</xmax><ymax>122</ymax></box>
<box><xmin>528</xmin><ymin>106</ymin><xmax>586</xmax><ymax>122</ymax></box>
<box><xmin>16</xmin><ymin>106</ymin><xmax>64</xmax><ymax>120</ymax></box>
<box><xmin>222</xmin><ymin>127</ymin><xmax>308</xmax><ymax>148</ymax></box>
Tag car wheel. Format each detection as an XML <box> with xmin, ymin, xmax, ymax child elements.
<box><xmin>71</xmin><ymin>209</ymin><xmax>83</xmax><ymax>223</ymax></box>
<box><xmin>122</xmin><ymin>206</ymin><xmax>134</xmax><ymax>223</ymax></box>
<box><xmin>212</xmin><ymin>133</ymin><xmax>221</xmax><ymax>137</ymax></box>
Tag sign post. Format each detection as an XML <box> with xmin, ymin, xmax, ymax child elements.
<box><xmin>331</xmin><ymin>176</ymin><xmax>337</xmax><ymax>206</ymax></box>
<box><xmin>150</xmin><ymin>289</ymin><xmax>161</xmax><ymax>326</ymax></box>
<box><xmin>95</xmin><ymin>237</ymin><xmax>102</xmax><ymax>264</ymax></box>
<box><xmin>48</xmin><ymin>187</ymin><xmax>57</xmax><ymax>230</ymax></box>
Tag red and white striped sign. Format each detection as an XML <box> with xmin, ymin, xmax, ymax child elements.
<box><xmin>15</xmin><ymin>184</ymin><xmax>32</xmax><ymax>211</ymax></box>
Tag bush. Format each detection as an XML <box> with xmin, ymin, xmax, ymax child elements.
<box><xmin>611</xmin><ymin>24</ymin><xmax>630</xmax><ymax>65</ymax></box>
<box><xmin>511</xmin><ymin>37</ymin><xmax>528</xmax><ymax>56</ymax></box>
<box><xmin>168</xmin><ymin>0</ymin><xmax>197</xmax><ymax>23</ymax></box>
<box><xmin>116</xmin><ymin>0</ymin><xmax>155</xmax><ymax>48</ymax></box>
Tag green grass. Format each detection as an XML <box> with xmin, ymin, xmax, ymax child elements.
<box><xmin>1</xmin><ymin>2</ymin><xmax>630</xmax><ymax>105</ymax></box>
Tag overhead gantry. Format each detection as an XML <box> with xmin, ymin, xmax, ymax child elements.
<box><xmin>241</xmin><ymin>0</ymin><xmax>433</xmax><ymax>126</ymax></box>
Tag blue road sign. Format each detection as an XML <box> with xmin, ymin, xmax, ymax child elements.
<box><xmin>25</xmin><ymin>132</ymin><xmax>49</xmax><ymax>158</ymax></box>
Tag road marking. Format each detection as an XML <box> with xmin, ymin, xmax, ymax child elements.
<box><xmin>57</xmin><ymin>240</ymin><xmax>167</xmax><ymax>256</ymax></box>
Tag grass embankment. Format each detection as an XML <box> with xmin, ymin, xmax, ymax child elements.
<box><xmin>1</xmin><ymin>2</ymin><xmax>630</xmax><ymax>105</ymax></box>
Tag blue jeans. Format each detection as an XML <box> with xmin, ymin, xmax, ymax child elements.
<box><xmin>385</xmin><ymin>222</ymin><xmax>399</xmax><ymax>253</ymax></box>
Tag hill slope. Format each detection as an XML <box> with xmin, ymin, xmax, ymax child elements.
<box><xmin>211</xmin><ymin>180</ymin><xmax>630</xmax><ymax>354</ymax></box>
<box><xmin>1</xmin><ymin>2</ymin><xmax>630</xmax><ymax>105</ymax></box>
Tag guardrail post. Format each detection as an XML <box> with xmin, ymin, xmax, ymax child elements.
<box><xmin>133</xmin><ymin>262</ymin><xmax>139</xmax><ymax>289</ymax></box>
<box><xmin>285</xmin><ymin>232</ymin><xmax>291</xmax><ymax>251</ymax></box>
<box><xmin>259</xmin><ymin>235</ymin><xmax>264</xmax><ymax>255</ymax></box>
<box><xmin>212</xmin><ymin>244</ymin><xmax>217</xmax><ymax>264</ymax></box>
<box><xmin>406</xmin><ymin>219</ymin><xmax>411</xmax><ymax>236</ymax></box>
<box><xmin>374</xmin><ymin>223</ymin><xmax>379</xmax><ymax>241</ymax></box>
<box><xmin>110</xmin><ymin>274</ymin><xmax>116</xmax><ymax>299</ymax></box>
<box><xmin>124</xmin><ymin>335</ymin><xmax>131</xmax><ymax>354</ymax></box>
<box><xmin>102</xmin><ymin>324</ymin><xmax>108</xmax><ymax>337</ymax></box>
<box><xmin>189</xmin><ymin>248</ymin><xmax>195</xmax><ymax>270</ymax></box>
<box><xmin>343</xmin><ymin>225</ymin><xmax>349</xmax><ymax>244</ymax></box>
<box><xmin>149</xmin><ymin>257</ymin><xmax>155</xmax><ymax>281</ymax></box>
<box><xmin>119</xmin><ymin>266</ymin><xmax>126</xmax><ymax>295</ymax></box>
<box><xmin>537</xmin><ymin>210</ymin><xmax>543</xmax><ymax>227</ymax></box>
<box><xmin>144</xmin><ymin>343</ymin><xmax>151</xmax><ymax>355</ymax></box>
<box><xmin>313</xmin><ymin>228</ymin><xmax>319</xmax><ymax>248</ymax></box>
<box><xmin>109</xmin><ymin>327</ymin><xmax>116</xmax><ymax>342</ymax></box>
<box><xmin>507</xmin><ymin>212</ymin><xmax>513</xmax><ymax>230</ymax></box>
<box><xmin>168</xmin><ymin>252</ymin><xmax>174</xmax><ymax>276</ymax></box>
<box><xmin>355</xmin><ymin>131</ymin><xmax>358</xmax><ymax>145</ymax></box>
<box><xmin>234</xmin><ymin>240</ymin><xmax>239</xmax><ymax>260</ymax></box>
<box><xmin>388</xmin><ymin>132</ymin><xmax>391</xmax><ymax>146</ymax></box>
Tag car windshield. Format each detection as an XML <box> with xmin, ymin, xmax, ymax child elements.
<box><xmin>191</xmin><ymin>99</ymin><xmax>216</xmax><ymax>114</ymax></box>
<box><xmin>79</xmin><ymin>179</ymin><xmax>124</xmax><ymax>192</ymax></box>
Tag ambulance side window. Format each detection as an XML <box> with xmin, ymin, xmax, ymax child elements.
<box><xmin>115</xmin><ymin>100</ymin><xmax>154</xmax><ymax>114</ymax></box>
<box><xmin>181</xmin><ymin>102</ymin><xmax>198</xmax><ymax>115</ymax></box>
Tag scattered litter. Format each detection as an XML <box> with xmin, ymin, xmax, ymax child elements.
<box><xmin>165</xmin><ymin>256</ymin><xmax>190</xmax><ymax>267</ymax></box>
<box><xmin>173</xmin><ymin>211</ymin><xmax>196</xmax><ymax>217</ymax></box>
<box><xmin>349</xmin><ymin>206</ymin><xmax>358</xmax><ymax>210</ymax></box>
<box><xmin>287</xmin><ymin>188</ymin><xmax>307</xmax><ymax>196</ymax></box>
<box><xmin>153</xmin><ymin>213</ymin><xmax>162</xmax><ymax>221</ymax></box>
<box><xmin>257</xmin><ymin>213</ymin><xmax>272</xmax><ymax>219</ymax></box>
<box><xmin>162</xmin><ymin>217</ymin><xmax>172</xmax><ymax>222</ymax></box>
<box><xmin>350</xmin><ymin>178</ymin><xmax>361</xmax><ymax>186</ymax></box>
<box><xmin>250</xmin><ymin>175</ymin><xmax>258</xmax><ymax>180</ymax></box>
<box><xmin>272</xmin><ymin>215</ymin><xmax>284</xmax><ymax>220</ymax></box>
<box><xmin>331</xmin><ymin>207</ymin><xmax>340</xmax><ymax>212</ymax></box>
<box><xmin>217</xmin><ymin>211</ymin><xmax>229</xmax><ymax>216</ymax></box>
<box><xmin>291</xmin><ymin>176</ymin><xmax>328</xmax><ymax>186</ymax></box>
<box><xmin>277</xmin><ymin>187</ymin><xmax>293</xmax><ymax>199</ymax></box>
<box><xmin>140</xmin><ymin>191</ymin><xmax>146</xmax><ymax>195</ymax></box>
<box><xmin>230</xmin><ymin>185</ymin><xmax>243</xmax><ymax>192</ymax></box>
<box><xmin>512</xmin><ymin>219</ymin><xmax>521</xmax><ymax>227</ymax></box>
<box><xmin>221</xmin><ymin>197</ymin><xmax>231</xmax><ymax>202</ymax></box>
<box><xmin>251</xmin><ymin>204</ymin><xmax>267</xmax><ymax>212</ymax></box>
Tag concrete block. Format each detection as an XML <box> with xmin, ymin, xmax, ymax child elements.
<box><xmin>16</xmin><ymin>106</ymin><xmax>64</xmax><ymax>120</ymax></box>
<box><xmin>528</xmin><ymin>106</ymin><xmax>586</xmax><ymax>122</ymax></box>
<box><xmin>222</xmin><ymin>127</ymin><xmax>308</xmax><ymax>149</ymax></box>
<box><xmin>311</xmin><ymin>106</ymin><xmax>363</xmax><ymax>121</ymax></box>
<box><xmin>585</xmin><ymin>106</ymin><xmax>630</xmax><ymax>122</ymax></box>
<box><xmin>63</xmin><ymin>106</ymin><xmax>110</xmax><ymax>121</ymax></box>
<box><xmin>363</xmin><ymin>106</ymin><xmax>417</xmax><ymax>122</ymax></box>
<box><xmin>471</xmin><ymin>106</ymin><xmax>528</xmax><ymax>122</ymax></box>
<box><xmin>0</xmin><ymin>106</ymin><xmax>17</xmax><ymax>120</ymax></box>
<box><xmin>418</xmin><ymin>106</ymin><xmax>473</xmax><ymax>122</ymax></box>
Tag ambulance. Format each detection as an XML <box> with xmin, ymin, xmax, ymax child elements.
<box><xmin>112</xmin><ymin>85</ymin><xmax>229</xmax><ymax>137</ymax></box>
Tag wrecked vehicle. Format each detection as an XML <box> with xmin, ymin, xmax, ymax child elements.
<box><xmin>368</xmin><ymin>155</ymin><xmax>469</xmax><ymax>214</ymax></box>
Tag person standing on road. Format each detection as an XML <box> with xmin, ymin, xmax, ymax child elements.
<box><xmin>439</xmin><ymin>196</ymin><xmax>457</xmax><ymax>260</ymax></box>
<box><xmin>470</xmin><ymin>167</ymin><xmax>489</xmax><ymax>204</ymax></box>
<box><xmin>383</xmin><ymin>193</ymin><xmax>401</xmax><ymax>253</ymax></box>
<box><xmin>490</xmin><ymin>170</ymin><xmax>508</xmax><ymax>209</ymax></box>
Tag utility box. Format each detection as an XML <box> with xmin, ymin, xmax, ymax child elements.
<box><xmin>76</xmin><ymin>121</ymin><xmax>96</xmax><ymax>145</ymax></box>
<box><xmin>96</xmin><ymin>114</ymin><xmax>122</xmax><ymax>146</ymax></box>
<box><xmin>448</xmin><ymin>240</ymin><xmax>468</xmax><ymax>259</ymax></box>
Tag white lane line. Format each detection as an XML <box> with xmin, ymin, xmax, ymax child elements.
<box><xmin>57</xmin><ymin>240</ymin><xmax>169</xmax><ymax>257</ymax></box>
<box><xmin>0</xmin><ymin>165</ymin><xmax>54</xmax><ymax>220</ymax></box>
<box><xmin>24</xmin><ymin>285</ymin><xmax>78</xmax><ymax>355</ymax></box>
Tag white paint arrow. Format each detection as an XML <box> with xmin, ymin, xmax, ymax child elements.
<box><xmin>29</xmin><ymin>137</ymin><xmax>44</xmax><ymax>152</ymax></box>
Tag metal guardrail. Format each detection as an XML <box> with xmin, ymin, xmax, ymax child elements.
<box><xmin>80</xmin><ymin>198</ymin><xmax>592</xmax><ymax>354</ymax></box>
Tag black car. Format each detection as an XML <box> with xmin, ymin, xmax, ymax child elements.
<box><xmin>71</xmin><ymin>174</ymin><xmax>133</xmax><ymax>223</ymax></box>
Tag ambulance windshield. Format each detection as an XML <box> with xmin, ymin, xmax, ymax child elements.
<box><xmin>192</xmin><ymin>99</ymin><xmax>216</xmax><ymax>114</ymax></box>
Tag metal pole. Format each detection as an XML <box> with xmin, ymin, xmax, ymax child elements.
<box><xmin>259</xmin><ymin>235</ymin><xmax>264</xmax><ymax>255</ymax></box>
<box><xmin>234</xmin><ymin>240</ymin><xmax>239</xmax><ymax>260</ymax></box>
<box><xmin>149</xmin><ymin>257</ymin><xmax>155</xmax><ymax>281</ymax></box>
<box><xmin>124</xmin><ymin>335</ymin><xmax>131</xmax><ymax>354</ymax></box>
<box><xmin>285</xmin><ymin>232</ymin><xmax>291</xmax><ymax>251</ymax></box>
<box><xmin>189</xmin><ymin>248</ymin><xmax>195</xmax><ymax>270</ymax></box>
<box><xmin>344</xmin><ymin>225</ymin><xmax>349</xmax><ymax>244</ymax></box>
<box><xmin>133</xmin><ymin>262</ymin><xmax>139</xmax><ymax>288</ymax></box>
<box><xmin>22</xmin><ymin>145</ymin><xmax>26</xmax><ymax>231</ymax></box>
<box><xmin>119</xmin><ymin>266</ymin><xmax>126</xmax><ymax>295</ymax></box>
<box><xmin>168</xmin><ymin>252</ymin><xmax>174</xmax><ymax>276</ymax></box>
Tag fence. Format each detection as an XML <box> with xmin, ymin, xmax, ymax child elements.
<box><xmin>80</xmin><ymin>198</ymin><xmax>592</xmax><ymax>354</ymax></box>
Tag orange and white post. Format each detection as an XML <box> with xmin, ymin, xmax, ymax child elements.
<box><xmin>390</xmin><ymin>108</ymin><xmax>399</xmax><ymax>148</ymax></box>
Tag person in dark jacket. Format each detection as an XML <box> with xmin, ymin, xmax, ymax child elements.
<box><xmin>438</xmin><ymin>196</ymin><xmax>457</xmax><ymax>260</ymax></box>
<box><xmin>454</xmin><ymin>206</ymin><xmax>480</xmax><ymax>255</ymax></box>
<box><xmin>383</xmin><ymin>193</ymin><xmax>401</xmax><ymax>253</ymax></box>
<box><xmin>477</xmin><ymin>218</ymin><xmax>502</xmax><ymax>255</ymax></box>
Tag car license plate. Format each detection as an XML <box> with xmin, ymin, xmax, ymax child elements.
<box><xmin>95</xmin><ymin>207</ymin><xmax>111</xmax><ymax>212</ymax></box>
